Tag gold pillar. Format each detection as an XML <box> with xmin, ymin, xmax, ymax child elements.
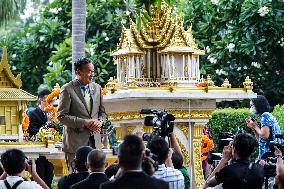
<box><xmin>192</xmin><ymin>124</ymin><xmax>206</xmax><ymax>188</ymax></box>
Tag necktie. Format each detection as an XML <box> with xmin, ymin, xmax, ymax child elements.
<box><xmin>83</xmin><ymin>86</ymin><xmax>91</xmax><ymax>113</ymax></box>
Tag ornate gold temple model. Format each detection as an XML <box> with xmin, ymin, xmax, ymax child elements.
<box><xmin>0</xmin><ymin>47</ymin><xmax>36</xmax><ymax>141</ymax></box>
<box><xmin>107</xmin><ymin>2</ymin><xmax>253</xmax><ymax>91</ymax></box>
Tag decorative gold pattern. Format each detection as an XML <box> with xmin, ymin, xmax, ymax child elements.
<box><xmin>126</xmin><ymin>126</ymin><xmax>136</xmax><ymax>135</ymax></box>
<box><xmin>176</xmin><ymin>137</ymin><xmax>190</xmax><ymax>167</ymax></box>
<box><xmin>0</xmin><ymin>47</ymin><xmax>22</xmax><ymax>88</ymax></box>
<box><xmin>108</xmin><ymin>110</ymin><xmax>213</xmax><ymax>122</ymax></box>
<box><xmin>243</xmin><ymin>76</ymin><xmax>253</xmax><ymax>92</ymax></box>
<box><xmin>193</xmin><ymin>124</ymin><xmax>206</xmax><ymax>188</ymax></box>
<box><xmin>176</xmin><ymin>124</ymin><xmax>189</xmax><ymax>139</ymax></box>
<box><xmin>221</xmin><ymin>78</ymin><xmax>231</xmax><ymax>88</ymax></box>
<box><xmin>115</xmin><ymin>127</ymin><xmax>123</xmax><ymax>140</ymax></box>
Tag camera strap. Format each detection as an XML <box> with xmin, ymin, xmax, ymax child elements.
<box><xmin>4</xmin><ymin>180</ymin><xmax>23</xmax><ymax>189</ymax></box>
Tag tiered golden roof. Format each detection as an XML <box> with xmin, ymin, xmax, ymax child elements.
<box><xmin>0</xmin><ymin>47</ymin><xmax>36</xmax><ymax>101</ymax></box>
<box><xmin>113</xmin><ymin>3</ymin><xmax>203</xmax><ymax>52</ymax></box>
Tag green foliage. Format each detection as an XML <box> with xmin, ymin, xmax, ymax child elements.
<box><xmin>207</xmin><ymin>108</ymin><xmax>254</xmax><ymax>150</ymax></box>
<box><xmin>43</xmin><ymin>38</ymin><xmax>72</xmax><ymax>89</ymax></box>
<box><xmin>272</xmin><ymin>104</ymin><xmax>284</xmax><ymax>133</ymax></box>
<box><xmin>0</xmin><ymin>0</ymin><xmax>127</xmax><ymax>94</ymax></box>
<box><xmin>185</xmin><ymin>0</ymin><xmax>284</xmax><ymax>106</ymax></box>
<box><xmin>0</xmin><ymin>0</ymin><xmax>27</xmax><ymax>26</ymax></box>
<box><xmin>43</xmin><ymin>0</ymin><xmax>127</xmax><ymax>87</ymax></box>
<box><xmin>0</xmin><ymin>2</ymin><xmax>70</xmax><ymax>94</ymax></box>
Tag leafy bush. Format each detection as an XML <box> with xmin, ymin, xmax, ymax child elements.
<box><xmin>272</xmin><ymin>104</ymin><xmax>284</xmax><ymax>133</ymax></box>
<box><xmin>207</xmin><ymin>108</ymin><xmax>254</xmax><ymax>151</ymax></box>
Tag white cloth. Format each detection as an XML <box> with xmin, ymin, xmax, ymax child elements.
<box><xmin>0</xmin><ymin>176</ymin><xmax>42</xmax><ymax>189</ymax></box>
<box><xmin>153</xmin><ymin>164</ymin><xmax>184</xmax><ymax>189</ymax></box>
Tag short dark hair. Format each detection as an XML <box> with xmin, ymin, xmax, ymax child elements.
<box><xmin>74</xmin><ymin>146</ymin><xmax>93</xmax><ymax>172</ymax></box>
<box><xmin>1</xmin><ymin>149</ymin><xmax>26</xmax><ymax>175</ymax></box>
<box><xmin>251</xmin><ymin>95</ymin><xmax>271</xmax><ymax>114</ymax></box>
<box><xmin>147</xmin><ymin>136</ymin><xmax>169</xmax><ymax>164</ymax></box>
<box><xmin>119</xmin><ymin>135</ymin><xmax>145</xmax><ymax>170</ymax></box>
<box><xmin>172</xmin><ymin>150</ymin><xmax>183</xmax><ymax>169</ymax></box>
<box><xmin>232</xmin><ymin>133</ymin><xmax>257</xmax><ymax>159</ymax></box>
<box><xmin>87</xmin><ymin>149</ymin><xmax>106</xmax><ymax>169</ymax></box>
<box><xmin>38</xmin><ymin>89</ymin><xmax>51</xmax><ymax>99</ymax></box>
<box><xmin>74</xmin><ymin>57</ymin><xmax>93</xmax><ymax>72</ymax></box>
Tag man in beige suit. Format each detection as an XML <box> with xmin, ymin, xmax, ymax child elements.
<box><xmin>58</xmin><ymin>58</ymin><xmax>106</xmax><ymax>170</ymax></box>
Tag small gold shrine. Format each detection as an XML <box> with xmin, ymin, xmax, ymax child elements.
<box><xmin>111</xmin><ymin>2</ymin><xmax>205</xmax><ymax>88</ymax></box>
<box><xmin>0</xmin><ymin>47</ymin><xmax>36</xmax><ymax>140</ymax></box>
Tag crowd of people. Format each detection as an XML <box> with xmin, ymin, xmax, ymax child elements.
<box><xmin>0</xmin><ymin>134</ymin><xmax>189</xmax><ymax>189</ymax></box>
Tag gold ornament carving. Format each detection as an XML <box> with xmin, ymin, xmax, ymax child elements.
<box><xmin>176</xmin><ymin>124</ymin><xmax>189</xmax><ymax>138</ymax></box>
<box><xmin>126</xmin><ymin>126</ymin><xmax>136</xmax><ymax>135</ymax></box>
<box><xmin>108</xmin><ymin>110</ymin><xmax>213</xmax><ymax>122</ymax></box>
<box><xmin>243</xmin><ymin>76</ymin><xmax>253</xmax><ymax>92</ymax></box>
<box><xmin>192</xmin><ymin>124</ymin><xmax>206</xmax><ymax>188</ymax></box>
<box><xmin>193</xmin><ymin>138</ymin><xmax>205</xmax><ymax>188</ymax></box>
<box><xmin>176</xmin><ymin>137</ymin><xmax>190</xmax><ymax>167</ymax></box>
<box><xmin>221</xmin><ymin>78</ymin><xmax>231</xmax><ymax>88</ymax></box>
<box><xmin>115</xmin><ymin>127</ymin><xmax>123</xmax><ymax>140</ymax></box>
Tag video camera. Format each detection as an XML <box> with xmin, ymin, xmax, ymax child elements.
<box><xmin>260</xmin><ymin>134</ymin><xmax>284</xmax><ymax>179</ymax></box>
<box><xmin>140</xmin><ymin>109</ymin><xmax>175</xmax><ymax>140</ymax></box>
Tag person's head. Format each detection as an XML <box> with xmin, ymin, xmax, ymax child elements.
<box><xmin>250</xmin><ymin>95</ymin><xmax>271</xmax><ymax>115</ymax></box>
<box><xmin>147</xmin><ymin>136</ymin><xmax>169</xmax><ymax>165</ymax></box>
<box><xmin>74</xmin><ymin>57</ymin><xmax>95</xmax><ymax>85</ymax></box>
<box><xmin>232</xmin><ymin>133</ymin><xmax>257</xmax><ymax>159</ymax></box>
<box><xmin>171</xmin><ymin>150</ymin><xmax>183</xmax><ymax>170</ymax></box>
<box><xmin>73</xmin><ymin>146</ymin><xmax>93</xmax><ymax>172</ymax></box>
<box><xmin>37</xmin><ymin>89</ymin><xmax>51</xmax><ymax>110</ymax></box>
<box><xmin>118</xmin><ymin>135</ymin><xmax>145</xmax><ymax>170</ymax></box>
<box><xmin>87</xmin><ymin>149</ymin><xmax>107</xmax><ymax>172</ymax></box>
<box><xmin>1</xmin><ymin>149</ymin><xmax>27</xmax><ymax>175</ymax></box>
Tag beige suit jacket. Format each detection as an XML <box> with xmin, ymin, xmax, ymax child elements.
<box><xmin>57</xmin><ymin>79</ymin><xmax>106</xmax><ymax>153</ymax></box>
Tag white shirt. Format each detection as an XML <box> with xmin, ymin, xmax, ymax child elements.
<box><xmin>0</xmin><ymin>176</ymin><xmax>43</xmax><ymax>189</ymax></box>
<box><xmin>153</xmin><ymin>164</ymin><xmax>184</xmax><ymax>189</ymax></box>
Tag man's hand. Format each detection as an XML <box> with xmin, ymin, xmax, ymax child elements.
<box><xmin>27</xmin><ymin>160</ymin><xmax>37</xmax><ymax>176</ymax></box>
<box><xmin>84</xmin><ymin>119</ymin><xmax>102</xmax><ymax>133</ymax></box>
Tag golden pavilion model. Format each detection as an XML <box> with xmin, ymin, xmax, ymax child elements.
<box><xmin>0</xmin><ymin>47</ymin><xmax>36</xmax><ymax>140</ymax></box>
<box><xmin>111</xmin><ymin>3</ymin><xmax>205</xmax><ymax>88</ymax></box>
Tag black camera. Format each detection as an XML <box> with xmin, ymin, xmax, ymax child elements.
<box><xmin>142</xmin><ymin>148</ymin><xmax>158</xmax><ymax>175</ymax></box>
<box><xmin>140</xmin><ymin>109</ymin><xmax>175</xmax><ymax>139</ymax></box>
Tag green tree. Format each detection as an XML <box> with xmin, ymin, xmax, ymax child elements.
<box><xmin>185</xmin><ymin>0</ymin><xmax>284</xmax><ymax>106</ymax></box>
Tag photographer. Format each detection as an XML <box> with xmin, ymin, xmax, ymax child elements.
<box><xmin>0</xmin><ymin>149</ymin><xmax>49</xmax><ymax>189</ymax></box>
<box><xmin>273</xmin><ymin>146</ymin><xmax>284</xmax><ymax>189</ymax></box>
<box><xmin>246</xmin><ymin>95</ymin><xmax>282</xmax><ymax>159</ymax></box>
<box><xmin>203</xmin><ymin>133</ymin><xmax>264</xmax><ymax>189</ymax></box>
<box><xmin>147</xmin><ymin>136</ymin><xmax>184</xmax><ymax>189</ymax></box>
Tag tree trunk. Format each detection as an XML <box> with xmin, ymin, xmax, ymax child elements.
<box><xmin>72</xmin><ymin>0</ymin><xmax>86</xmax><ymax>78</ymax></box>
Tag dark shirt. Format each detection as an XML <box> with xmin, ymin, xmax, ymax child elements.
<box><xmin>58</xmin><ymin>172</ymin><xmax>89</xmax><ymax>189</ymax></box>
<box><xmin>215</xmin><ymin>159</ymin><xmax>264</xmax><ymax>189</ymax></box>
<box><xmin>71</xmin><ymin>173</ymin><xmax>109</xmax><ymax>189</ymax></box>
<box><xmin>27</xmin><ymin>107</ymin><xmax>47</xmax><ymax>136</ymax></box>
<box><xmin>100</xmin><ymin>171</ymin><xmax>169</xmax><ymax>189</ymax></box>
